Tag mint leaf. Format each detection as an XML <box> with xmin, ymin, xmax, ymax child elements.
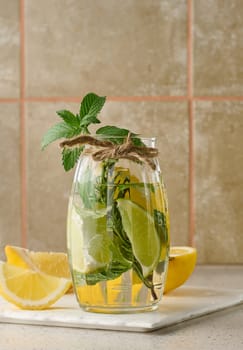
<box><xmin>80</xmin><ymin>115</ymin><xmax>101</xmax><ymax>127</ymax></box>
<box><xmin>73</xmin><ymin>266</ymin><xmax>129</xmax><ymax>286</ymax></box>
<box><xmin>79</xmin><ymin>93</ymin><xmax>106</xmax><ymax>120</ymax></box>
<box><xmin>154</xmin><ymin>209</ymin><xmax>169</xmax><ymax>246</ymax></box>
<box><xmin>56</xmin><ymin>110</ymin><xmax>80</xmax><ymax>128</ymax></box>
<box><xmin>77</xmin><ymin>168</ymin><xmax>97</xmax><ymax>209</ymax></box>
<box><xmin>41</xmin><ymin>122</ymin><xmax>81</xmax><ymax>150</ymax></box>
<box><xmin>96</xmin><ymin>125</ymin><xmax>132</xmax><ymax>138</ymax></box>
<box><xmin>62</xmin><ymin>146</ymin><xmax>84</xmax><ymax>171</ymax></box>
<box><xmin>96</xmin><ymin>126</ymin><xmax>143</xmax><ymax>146</ymax></box>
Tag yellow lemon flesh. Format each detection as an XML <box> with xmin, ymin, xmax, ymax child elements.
<box><xmin>67</xmin><ymin>206</ymin><xmax>111</xmax><ymax>274</ymax></box>
<box><xmin>164</xmin><ymin>246</ymin><xmax>197</xmax><ymax>294</ymax></box>
<box><xmin>5</xmin><ymin>245</ymin><xmax>71</xmax><ymax>279</ymax></box>
<box><xmin>0</xmin><ymin>262</ymin><xmax>71</xmax><ymax>310</ymax></box>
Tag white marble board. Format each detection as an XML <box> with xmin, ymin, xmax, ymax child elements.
<box><xmin>0</xmin><ymin>286</ymin><xmax>242</xmax><ymax>333</ymax></box>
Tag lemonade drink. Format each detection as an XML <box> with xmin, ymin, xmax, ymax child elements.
<box><xmin>67</xmin><ymin>155</ymin><xmax>169</xmax><ymax>313</ymax></box>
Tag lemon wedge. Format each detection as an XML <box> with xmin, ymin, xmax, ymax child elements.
<box><xmin>5</xmin><ymin>245</ymin><xmax>71</xmax><ymax>279</ymax></box>
<box><xmin>164</xmin><ymin>246</ymin><xmax>197</xmax><ymax>294</ymax></box>
<box><xmin>0</xmin><ymin>262</ymin><xmax>71</xmax><ymax>310</ymax></box>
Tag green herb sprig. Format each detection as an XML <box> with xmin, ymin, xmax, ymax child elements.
<box><xmin>41</xmin><ymin>92</ymin><xmax>140</xmax><ymax>171</ymax></box>
<box><xmin>41</xmin><ymin>93</ymin><xmax>105</xmax><ymax>170</ymax></box>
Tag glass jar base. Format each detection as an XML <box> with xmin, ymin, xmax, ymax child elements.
<box><xmin>81</xmin><ymin>304</ymin><xmax>159</xmax><ymax>314</ymax></box>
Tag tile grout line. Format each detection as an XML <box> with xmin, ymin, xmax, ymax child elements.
<box><xmin>1</xmin><ymin>96</ymin><xmax>243</xmax><ymax>104</ymax></box>
<box><xmin>0</xmin><ymin>98</ymin><xmax>20</xmax><ymax>103</ymax></box>
<box><xmin>188</xmin><ymin>0</ymin><xmax>195</xmax><ymax>247</ymax></box>
<box><xmin>193</xmin><ymin>96</ymin><xmax>243</xmax><ymax>101</ymax></box>
<box><xmin>188</xmin><ymin>100</ymin><xmax>195</xmax><ymax>247</ymax></box>
<box><xmin>107</xmin><ymin>96</ymin><xmax>188</xmax><ymax>102</ymax></box>
<box><xmin>20</xmin><ymin>0</ymin><xmax>27</xmax><ymax>248</ymax></box>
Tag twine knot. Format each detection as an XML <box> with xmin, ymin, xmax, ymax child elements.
<box><xmin>60</xmin><ymin>133</ymin><xmax>158</xmax><ymax>169</ymax></box>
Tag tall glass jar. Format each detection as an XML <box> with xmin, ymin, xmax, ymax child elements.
<box><xmin>67</xmin><ymin>136</ymin><xmax>170</xmax><ymax>313</ymax></box>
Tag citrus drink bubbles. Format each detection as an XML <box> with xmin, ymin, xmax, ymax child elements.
<box><xmin>67</xmin><ymin>139</ymin><xmax>170</xmax><ymax>313</ymax></box>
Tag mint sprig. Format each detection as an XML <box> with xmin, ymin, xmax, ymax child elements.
<box><xmin>41</xmin><ymin>92</ymin><xmax>106</xmax><ymax>170</ymax></box>
<box><xmin>42</xmin><ymin>92</ymin><xmax>142</xmax><ymax>171</ymax></box>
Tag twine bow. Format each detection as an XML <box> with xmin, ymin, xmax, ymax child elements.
<box><xmin>60</xmin><ymin>133</ymin><xmax>158</xmax><ymax>169</ymax></box>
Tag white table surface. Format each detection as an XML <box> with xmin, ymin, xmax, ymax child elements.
<box><xmin>0</xmin><ymin>265</ymin><xmax>243</xmax><ymax>350</ymax></box>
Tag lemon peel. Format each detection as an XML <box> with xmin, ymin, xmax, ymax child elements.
<box><xmin>164</xmin><ymin>246</ymin><xmax>197</xmax><ymax>294</ymax></box>
<box><xmin>0</xmin><ymin>262</ymin><xmax>71</xmax><ymax>310</ymax></box>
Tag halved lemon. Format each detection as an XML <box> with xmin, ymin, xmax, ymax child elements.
<box><xmin>0</xmin><ymin>262</ymin><xmax>71</xmax><ymax>309</ymax></box>
<box><xmin>5</xmin><ymin>245</ymin><xmax>71</xmax><ymax>279</ymax></box>
<box><xmin>164</xmin><ymin>246</ymin><xmax>197</xmax><ymax>294</ymax></box>
<box><xmin>67</xmin><ymin>205</ymin><xmax>112</xmax><ymax>274</ymax></box>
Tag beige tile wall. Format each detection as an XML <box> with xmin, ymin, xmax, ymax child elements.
<box><xmin>0</xmin><ymin>0</ymin><xmax>242</xmax><ymax>263</ymax></box>
<box><xmin>0</xmin><ymin>104</ymin><xmax>21</xmax><ymax>259</ymax></box>
<box><xmin>25</xmin><ymin>0</ymin><xmax>187</xmax><ymax>96</ymax></box>
<box><xmin>195</xmin><ymin>101</ymin><xmax>243</xmax><ymax>263</ymax></box>
<box><xmin>194</xmin><ymin>0</ymin><xmax>243</xmax><ymax>96</ymax></box>
<box><xmin>0</xmin><ymin>0</ymin><xmax>20</xmax><ymax>98</ymax></box>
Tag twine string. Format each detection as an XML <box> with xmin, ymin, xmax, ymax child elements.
<box><xmin>60</xmin><ymin>133</ymin><xmax>158</xmax><ymax>169</ymax></box>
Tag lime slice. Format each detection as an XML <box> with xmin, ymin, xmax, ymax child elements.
<box><xmin>67</xmin><ymin>206</ymin><xmax>111</xmax><ymax>273</ymax></box>
<box><xmin>116</xmin><ymin>199</ymin><xmax>161</xmax><ymax>277</ymax></box>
